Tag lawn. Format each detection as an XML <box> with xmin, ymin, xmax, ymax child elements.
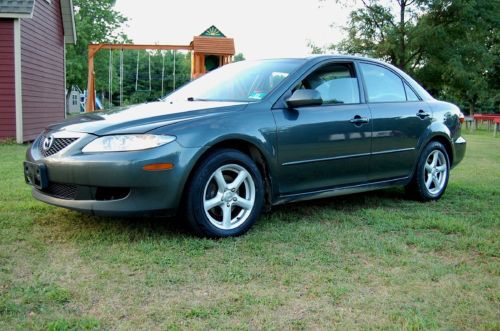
<box><xmin>0</xmin><ymin>132</ymin><xmax>498</xmax><ymax>330</ymax></box>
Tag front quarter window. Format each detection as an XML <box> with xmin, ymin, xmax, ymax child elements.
<box><xmin>164</xmin><ymin>59</ymin><xmax>305</xmax><ymax>103</ymax></box>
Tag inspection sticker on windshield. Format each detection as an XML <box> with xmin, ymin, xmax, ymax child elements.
<box><xmin>248</xmin><ymin>91</ymin><xmax>267</xmax><ymax>100</ymax></box>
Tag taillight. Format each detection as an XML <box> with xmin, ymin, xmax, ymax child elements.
<box><xmin>459</xmin><ymin>112</ymin><xmax>465</xmax><ymax>124</ymax></box>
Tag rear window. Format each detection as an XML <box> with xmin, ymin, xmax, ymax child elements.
<box><xmin>359</xmin><ymin>63</ymin><xmax>407</xmax><ymax>103</ymax></box>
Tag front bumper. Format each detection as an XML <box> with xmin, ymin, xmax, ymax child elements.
<box><xmin>26</xmin><ymin>132</ymin><xmax>201</xmax><ymax>216</ymax></box>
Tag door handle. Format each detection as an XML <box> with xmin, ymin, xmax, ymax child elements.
<box><xmin>417</xmin><ymin>109</ymin><xmax>430</xmax><ymax>119</ymax></box>
<box><xmin>349</xmin><ymin>115</ymin><xmax>369</xmax><ymax>125</ymax></box>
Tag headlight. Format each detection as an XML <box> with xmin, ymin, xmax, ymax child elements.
<box><xmin>82</xmin><ymin>134</ymin><xmax>176</xmax><ymax>153</ymax></box>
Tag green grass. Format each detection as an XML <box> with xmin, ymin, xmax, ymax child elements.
<box><xmin>1</xmin><ymin>131</ymin><xmax>499</xmax><ymax>330</ymax></box>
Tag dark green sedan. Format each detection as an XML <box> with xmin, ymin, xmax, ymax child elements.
<box><xmin>24</xmin><ymin>56</ymin><xmax>466</xmax><ymax>237</ymax></box>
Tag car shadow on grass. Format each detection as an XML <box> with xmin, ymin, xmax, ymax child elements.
<box><xmin>48</xmin><ymin>187</ymin><xmax>410</xmax><ymax>240</ymax></box>
<box><xmin>271</xmin><ymin>187</ymin><xmax>408</xmax><ymax>212</ymax></box>
<box><xmin>39</xmin><ymin>209</ymin><xmax>190</xmax><ymax>242</ymax></box>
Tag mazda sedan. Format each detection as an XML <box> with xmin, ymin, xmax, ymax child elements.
<box><xmin>24</xmin><ymin>56</ymin><xmax>466</xmax><ymax>237</ymax></box>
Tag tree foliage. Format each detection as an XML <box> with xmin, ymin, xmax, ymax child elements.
<box><xmin>318</xmin><ymin>0</ymin><xmax>499</xmax><ymax>113</ymax></box>
<box><xmin>66</xmin><ymin>0</ymin><xmax>129</xmax><ymax>91</ymax></box>
<box><xmin>234</xmin><ymin>53</ymin><xmax>246</xmax><ymax>62</ymax></box>
<box><xmin>416</xmin><ymin>0</ymin><xmax>499</xmax><ymax>113</ymax></box>
<box><xmin>66</xmin><ymin>0</ymin><xmax>194</xmax><ymax>107</ymax></box>
<box><xmin>66</xmin><ymin>1</ymin><xmax>246</xmax><ymax>108</ymax></box>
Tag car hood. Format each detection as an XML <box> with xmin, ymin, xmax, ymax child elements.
<box><xmin>48</xmin><ymin>101</ymin><xmax>249</xmax><ymax>135</ymax></box>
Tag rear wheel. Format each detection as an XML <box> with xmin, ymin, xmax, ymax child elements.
<box><xmin>185</xmin><ymin>149</ymin><xmax>264</xmax><ymax>237</ymax></box>
<box><xmin>406</xmin><ymin>141</ymin><xmax>450</xmax><ymax>201</ymax></box>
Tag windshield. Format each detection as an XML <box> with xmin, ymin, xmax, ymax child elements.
<box><xmin>164</xmin><ymin>59</ymin><xmax>305</xmax><ymax>102</ymax></box>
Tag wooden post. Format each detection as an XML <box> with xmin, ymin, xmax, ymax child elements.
<box><xmin>190</xmin><ymin>51</ymin><xmax>194</xmax><ymax>79</ymax></box>
<box><xmin>85</xmin><ymin>47</ymin><xmax>96</xmax><ymax>112</ymax></box>
<box><xmin>201</xmin><ymin>54</ymin><xmax>205</xmax><ymax>75</ymax></box>
<box><xmin>192</xmin><ymin>53</ymin><xmax>206</xmax><ymax>79</ymax></box>
<box><xmin>85</xmin><ymin>44</ymin><xmax>104</xmax><ymax>112</ymax></box>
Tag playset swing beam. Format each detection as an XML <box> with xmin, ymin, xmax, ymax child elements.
<box><xmin>86</xmin><ymin>43</ymin><xmax>192</xmax><ymax>112</ymax></box>
<box><xmin>86</xmin><ymin>28</ymin><xmax>235</xmax><ymax>112</ymax></box>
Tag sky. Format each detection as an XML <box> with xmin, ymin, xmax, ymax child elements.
<box><xmin>113</xmin><ymin>0</ymin><xmax>352</xmax><ymax>59</ymax></box>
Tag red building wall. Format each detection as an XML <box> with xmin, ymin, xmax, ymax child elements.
<box><xmin>0</xmin><ymin>18</ymin><xmax>16</xmax><ymax>139</ymax></box>
<box><xmin>21</xmin><ymin>0</ymin><xmax>65</xmax><ymax>141</ymax></box>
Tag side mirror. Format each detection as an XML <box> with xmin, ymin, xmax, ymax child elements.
<box><xmin>286</xmin><ymin>89</ymin><xmax>323</xmax><ymax>108</ymax></box>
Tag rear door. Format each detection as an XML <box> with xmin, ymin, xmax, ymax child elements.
<box><xmin>272</xmin><ymin>61</ymin><xmax>372</xmax><ymax>194</ymax></box>
<box><xmin>358</xmin><ymin>62</ymin><xmax>432</xmax><ymax>181</ymax></box>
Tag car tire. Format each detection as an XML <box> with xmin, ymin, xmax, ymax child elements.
<box><xmin>406</xmin><ymin>141</ymin><xmax>450</xmax><ymax>201</ymax></box>
<box><xmin>184</xmin><ymin>149</ymin><xmax>264</xmax><ymax>237</ymax></box>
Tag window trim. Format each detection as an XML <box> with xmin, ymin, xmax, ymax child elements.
<box><xmin>357</xmin><ymin>61</ymin><xmax>422</xmax><ymax>104</ymax></box>
<box><xmin>403</xmin><ymin>81</ymin><xmax>422</xmax><ymax>102</ymax></box>
<box><xmin>273</xmin><ymin>59</ymin><xmax>365</xmax><ymax>109</ymax></box>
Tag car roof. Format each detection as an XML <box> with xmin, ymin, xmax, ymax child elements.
<box><xmin>307</xmin><ymin>54</ymin><xmax>393</xmax><ymax>65</ymax></box>
<box><xmin>253</xmin><ymin>55</ymin><xmax>394</xmax><ymax>67</ymax></box>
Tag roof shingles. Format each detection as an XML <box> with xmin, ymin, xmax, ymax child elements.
<box><xmin>0</xmin><ymin>0</ymin><xmax>35</xmax><ymax>16</ymax></box>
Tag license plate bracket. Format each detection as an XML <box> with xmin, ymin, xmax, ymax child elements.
<box><xmin>23</xmin><ymin>161</ymin><xmax>48</xmax><ymax>190</ymax></box>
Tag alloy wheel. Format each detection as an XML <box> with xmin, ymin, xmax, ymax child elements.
<box><xmin>203</xmin><ymin>164</ymin><xmax>256</xmax><ymax>230</ymax></box>
<box><xmin>424</xmin><ymin>150</ymin><xmax>448</xmax><ymax>195</ymax></box>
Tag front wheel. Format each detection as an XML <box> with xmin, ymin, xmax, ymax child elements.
<box><xmin>406</xmin><ymin>141</ymin><xmax>450</xmax><ymax>201</ymax></box>
<box><xmin>184</xmin><ymin>149</ymin><xmax>264</xmax><ymax>237</ymax></box>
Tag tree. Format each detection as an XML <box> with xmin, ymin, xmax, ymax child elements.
<box><xmin>329</xmin><ymin>0</ymin><xmax>428</xmax><ymax>72</ymax></box>
<box><xmin>66</xmin><ymin>0</ymin><xmax>129</xmax><ymax>90</ymax></box>
<box><xmin>414</xmin><ymin>0</ymin><xmax>499</xmax><ymax>114</ymax></box>
<box><xmin>234</xmin><ymin>53</ymin><xmax>246</xmax><ymax>62</ymax></box>
<box><xmin>318</xmin><ymin>0</ymin><xmax>499</xmax><ymax>113</ymax></box>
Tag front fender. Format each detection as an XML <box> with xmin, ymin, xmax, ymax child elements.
<box><xmin>149</xmin><ymin>105</ymin><xmax>279</xmax><ymax>206</ymax></box>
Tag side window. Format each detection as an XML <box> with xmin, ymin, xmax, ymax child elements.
<box><xmin>359</xmin><ymin>63</ymin><xmax>406</xmax><ymax>102</ymax></box>
<box><xmin>404</xmin><ymin>82</ymin><xmax>420</xmax><ymax>101</ymax></box>
<box><xmin>297</xmin><ymin>63</ymin><xmax>360</xmax><ymax>104</ymax></box>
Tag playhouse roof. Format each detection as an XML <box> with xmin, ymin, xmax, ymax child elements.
<box><xmin>200</xmin><ymin>25</ymin><xmax>226</xmax><ymax>38</ymax></box>
<box><xmin>191</xmin><ymin>26</ymin><xmax>235</xmax><ymax>55</ymax></box>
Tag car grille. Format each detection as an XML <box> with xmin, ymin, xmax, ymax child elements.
<box><xmin>42</xmin><ymin>182</ymin><xmax>78</xmax><ymax>200</ymax></box>
<box><xmin>38</xmin><ymin>135</ymin><xmax>78</xmax><ymax>157</ymax></box>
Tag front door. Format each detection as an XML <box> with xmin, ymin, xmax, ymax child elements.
<box><xmin>272</xmin><ymin>62</ymin><xmax>372</xmax><ymax>195</ymax></box>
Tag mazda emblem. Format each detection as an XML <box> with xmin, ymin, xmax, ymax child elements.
<box><xmin>42</xmin><ymin>135</ymin><xmax>54</xmax><ymax>151</ymax></box>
